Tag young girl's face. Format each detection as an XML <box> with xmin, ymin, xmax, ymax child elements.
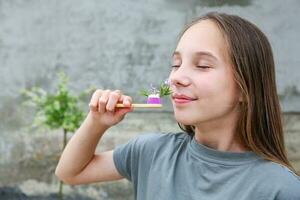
<box><xmin>169</xmin><ymin>19</ymin><xmax>242</xmax><ymax>126</ymax></box>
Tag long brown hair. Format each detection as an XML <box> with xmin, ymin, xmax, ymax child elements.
<box><xmin>177</xmin><ymin>12</ymin><xmax>296</xmax><ymax>174</ymax></box>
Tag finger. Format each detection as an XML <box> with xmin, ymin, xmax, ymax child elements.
<box><xmin>115</xmin><ymin>107</ymin><xmax>134</xmax><ymax>119</ymax></box>
<box><xmin>98</xmin><ymin>90</ymin><xmax>110</xmax><ymax>113</ymax></box>
<box><xmin>121</xmin><ymin>95</ymin><xmax>133</xmax><ymax>107</ymax></box>
<box><xmin>89</xmin><ymin>89</ymin><xmax>103</xmax><ymax>111</ymax></box>
<box><xmin>106</xmin><ymin>90</ymin><xmax>122</xmax><ymax>111</ymax></box>
<box><xmin>114</xmin><ymin>90</ymin><xmax>122</xmax><ymax>96</ymax></box>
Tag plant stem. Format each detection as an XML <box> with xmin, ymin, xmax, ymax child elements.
<box><xmin>58</xmin><ymin>128</ymin><xmax>68</xmax><ymax>200</ymax></box>
<box><xmin>63</xmin><ymin>128</ymin><xmax>68</xmax><ymax>149</ymax></box>
<box><xmin>58</xmin><ymin>180</ymin><xmax>63</xmax><ymax>200</ymax></box>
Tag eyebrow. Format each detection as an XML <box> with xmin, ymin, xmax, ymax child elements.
<box><xmin>173</xmin><ymin>51</ymin><xmax>218</xmax><ymax>61</ymax></box>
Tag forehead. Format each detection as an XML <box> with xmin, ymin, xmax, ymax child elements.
<box><xmin>176</xmin><ymin>19</ymin><xmax>229</xmax><ymax>62</ymax></box>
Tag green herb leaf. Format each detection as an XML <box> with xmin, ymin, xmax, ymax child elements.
<box><xmin>159</xmin><ymin>83</ymin><xmax>172</xmax><ymax>97</ymax></box>
<box><xmin>139</xmin><ymin>81</ymin><xmax>172</xmax><ymax>98</ymax></box>
<box><xmin>139</xmin><ymin>88</ymin><xmax>150</xmax><ymax>97</ymax></box>
<box><xmin>21</xmin><ymin>71</ymin><xmax>88</xmax><ymax>133</ymax></box>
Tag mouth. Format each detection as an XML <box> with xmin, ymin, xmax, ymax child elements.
<box><xmin>172</xmin><ymin>94</ymin><xmax>198</xmax><ymax>104</ymax></box>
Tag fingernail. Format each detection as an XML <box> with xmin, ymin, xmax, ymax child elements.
<box><xmin>124</xmin><ymin>100</ymin><xmax>129</xmax><ymax>105</ymax></box>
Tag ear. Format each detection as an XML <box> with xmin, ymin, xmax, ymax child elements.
<box><xmin>235</xmin><ymin>85</ymin><xmax>244</xmax><ymax>103</ymax></box>
<box><xmin>237</xmin><ymin>89</ymin><xmax>243</xmax><ymax>102</ymax></box>
<box><xmin>238</xmin><ymin>93</ymin><xmax>243</xmax><ymax>102</ymax></box>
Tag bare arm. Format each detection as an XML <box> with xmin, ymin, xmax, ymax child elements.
<box><xmin>55</xmin><ymin>89</ymin><xmax>133</xmax><ymax>185</ymax></box>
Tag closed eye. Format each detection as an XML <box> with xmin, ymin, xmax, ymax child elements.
<box><xmin>171</xmin><ymin>65</ymin><xmax>211</xmax><ymax>69</ymax></box>
<box><xmin>196</xmin><ymin>66</ymin><xmax>210</xmax><ymax>69</ymax></box>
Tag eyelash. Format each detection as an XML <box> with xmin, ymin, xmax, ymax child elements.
<box><xmin>171</xmin><ymin>65</ymin><xmax>210</xmax><ymax>69</ymax></box>
<box><xmin>196</xmin><ymin>66</ymin><xmax>210</xmax><ymax>69</ymax></box>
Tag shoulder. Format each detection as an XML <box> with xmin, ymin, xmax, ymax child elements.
<box><xmin>135</xmin><ymin>131</ymin><xmax>189</xmax><ymax>143</ymax></box>
<box><xmin>257</xmin><ymin>161</ymin><xmax>300</xmax><ymax>183</ymax></box>
<box><xmin>252</xmin><ymin>160</ymin><xmax>300</xmax><ymax>199</ymax></box>
<box><xmin>114</xmin><ymin>132</ymin><xmax>189</xmax><ymax>153</ymax></box>
<box><xmin>116</xmin><ymin>132</ymin><xmax>190</xmax><ymax>158</ymax></box>
<box><xmin>270</xmin><ymin>163</ymin><xmax>300</xmax><ymax>199</ymax></box>
<box><xmin>112</xmin><ymin>132</ymin><xmax>190</xmax><ymax>180</ymax></box>
<box><xmin>130</xmin><ymin>133</ymin><xmax>190</xmax><ymax>150</ymax></box>
<box><xmin>133</xmin><ymin>132</ymin><xmax>190</xmax><ymax>149</ymax></box>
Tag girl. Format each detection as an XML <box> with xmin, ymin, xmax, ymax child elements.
<box><xmin>55</xmin><ymin>12</ymin><xmax>300</xmax><ymax>199</ymax></box>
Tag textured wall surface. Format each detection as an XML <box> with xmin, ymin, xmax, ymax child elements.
<box><xmin>0</xmin><ymin>0</ymin><xmax>300</xmax><ymax>199</ymax></box>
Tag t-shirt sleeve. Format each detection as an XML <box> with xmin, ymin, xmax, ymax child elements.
<box><xmin>112</xmin><ymin>133</ymin><xmax>159</xmax><ymax>182</ymax></box>
<box><xmin>113</xmin><ymin>136</ymin><xmax>139</xmax><ymax>181</ymax></box>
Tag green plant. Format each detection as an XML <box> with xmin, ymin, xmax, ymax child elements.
<box><xmin>21</xmin><ymin>71</ymin><xmax>93</xmax><ymax>200</ymax></box>
<box><xmin>139</xmin><ymin>82</ymin><xmax>172</xmax><ymax>97</ymax></box>
<box><xmin>159</xmin><ymin>82</ymin><xmax>172</xmax><ymax>97</ymax></box>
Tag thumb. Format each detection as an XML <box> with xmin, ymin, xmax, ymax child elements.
<box><xmin>114</xmin><ymin>107</ymin><xmax>133</xmax><ymax>119</ymax></box>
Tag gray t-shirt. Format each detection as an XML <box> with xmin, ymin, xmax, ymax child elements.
<box><xmin>113</xmin><ymin>132</ymin><xmax>300</xmax><ymax>200</ymax></box>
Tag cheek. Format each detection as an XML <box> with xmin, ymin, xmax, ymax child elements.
<box><xmin>196</xmin><ymin>74</ymin><xmax>239</xmax><ymax>115</ymax></box>
<box><xmin>199</xmin><ymin>70</ymin><xmax>237</xmax><ymax>102</ymax></box>
<box><xmin>195</xmin><ymin>74</ymin><xmax>223</xmax><ymax>99</ymax></box>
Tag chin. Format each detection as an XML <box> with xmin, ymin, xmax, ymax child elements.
<box><xmin>173</xmin><ymin>111</ymin><xmax>198</xmax><ymax>126</ymax></box>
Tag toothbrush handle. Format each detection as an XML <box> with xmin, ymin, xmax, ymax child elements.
<box><xmin>116</xmin><ymin>103</ymin><xmax>162</xmax><ymax>108</ymax></box>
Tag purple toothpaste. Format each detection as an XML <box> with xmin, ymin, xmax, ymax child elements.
<box><xmin>147</xmin><ymin>94</ymin><xmax>161</xmax><ymax>104</ymax></box>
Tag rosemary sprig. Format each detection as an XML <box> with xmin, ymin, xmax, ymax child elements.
<box><xmin>139</xmin><ymin>88</ymin><xmax>150</xmax><ymax>97</ymax></box>
<box><xmin>159</xmin><ymin>83</ymin><xmax>172</xmax><ymax>97</ymax></box>
<box><xmin>140</xmin><ymin>82</ymin><xmax>172</xmax><ymax>98</ymax></box>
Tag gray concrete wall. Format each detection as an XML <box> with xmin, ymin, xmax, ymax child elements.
<box><xmin>1</xmin><ymin>0</ymin><xmax>300</xmax><ymax>199</ymax></box>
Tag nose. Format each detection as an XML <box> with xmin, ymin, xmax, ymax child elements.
<box><xmin>169</xmin><ymin>66</ymin><xmax>191</xmax><ymax>88</ymax></box>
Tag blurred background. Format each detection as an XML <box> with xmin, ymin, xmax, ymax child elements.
<box><xmin>0</xmin><ymin>0</ymin><xmax>300</xmax><ymax>199</ymax></box>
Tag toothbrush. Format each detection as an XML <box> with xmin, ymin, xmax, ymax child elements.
<box><xmin>116</xmin><ymin>94</ymin><xmax>162</xmax><ymax>108</ymax></box>
<box><xmin>116</xmin><ymin>80</ymin><xmax>171</xmax><ymax>109</ymax></box>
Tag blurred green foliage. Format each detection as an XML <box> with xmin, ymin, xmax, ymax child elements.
<box><xmin>21</xmin><ymin>71</ymin><xmax>93</xmax><ymax>132</ymax></box>
<box><xmin>21</xmin><ymin>71</ymin><xmax>94</xmax><ymax>200</ymax></box>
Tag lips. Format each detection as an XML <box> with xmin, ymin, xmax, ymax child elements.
<box><xmin>172</xmin><ymin>94</ymin><xmax>198</xmax><ymax>104</ymax></box>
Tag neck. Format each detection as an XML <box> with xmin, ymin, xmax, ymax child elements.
<box><xmin>194</xmin><ymin>129</ymin><xmax>246</xmax><ymax>152</ymax></box>
<box><xmin>194</xmin><ymin>107</ymin><xmax>248</xmax><ymax>153</ymax></box>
